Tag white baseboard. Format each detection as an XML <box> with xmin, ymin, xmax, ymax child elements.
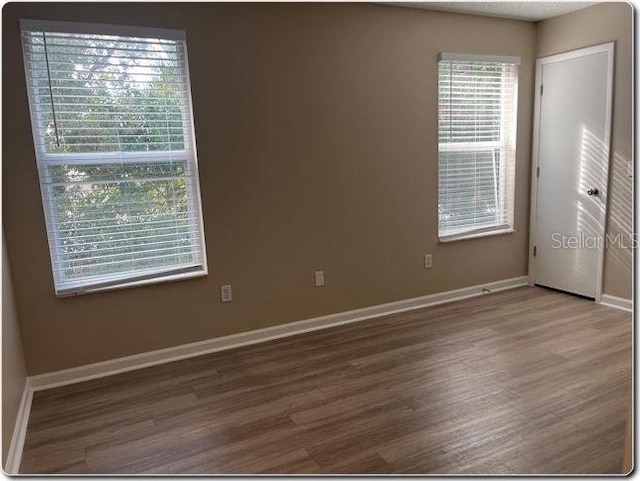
<box><xmin>13</xmin><ymin>276</ymin><xmax>529</xmax><ymax>473</ymax></box>
<box><xmin>29</xmin><ymin>276</ymin><xmax>528</xmax><ymax>392</ymax></box>
<box><xmin>5</xmin><ymin>379</ymin><xmax>33</xmax><ymax>475</ymax></box>
<box><xmin>600</xmin><ymin>294</ymin><xmax>633</xmax><ymax>312</ymax></box>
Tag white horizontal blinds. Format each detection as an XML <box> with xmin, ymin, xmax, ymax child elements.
<box><xmin>438</xmin><ymin>56</ymin><xmax>518</xmax><ymax>238</ymax></box>
<box><xmin>22</xmin><ymin>23</ymin><xmax>205</xmax><ymax>294</ymax></box>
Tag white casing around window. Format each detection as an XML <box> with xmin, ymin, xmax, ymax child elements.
<box><xmin>437</xmin><ymin>54</ymin><xmax>519</xmax><ymax>240</ymax></box>
<box><xmin>21</xmin><ymin>20</ymin><xmax>207</xmax><ymax>295</ymax></box>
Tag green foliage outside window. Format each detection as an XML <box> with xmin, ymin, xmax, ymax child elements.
<box><xmin>28</xmin><ymin>32</ymin><xmax>197</xmax><ymax>282</ymax></box>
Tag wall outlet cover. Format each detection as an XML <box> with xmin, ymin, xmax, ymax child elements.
<box><xmin>221</xmin><ymin>284</ymin><xmax>232</xmax><ymax>303</ymax></box>
<box><xmin>425</xmin><ymin>254</ymin><xmax>433</xmax><ymax>269</ymax></box>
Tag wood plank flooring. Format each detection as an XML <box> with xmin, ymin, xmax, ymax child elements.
<box><xmin>20</xmin><ymin>286</ymin><xmax>632</xmax><ymax>474</ymax></box>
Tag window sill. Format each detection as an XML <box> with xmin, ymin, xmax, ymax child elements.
<box><xmin>439</xmin><ymin>228</ymin><xmax>515</xmax><ymax>243</ymax></box>
<box><xmin>56</xmin><ymin>267</ymin><xmax>208</xmax><ymax>298</ymax></box>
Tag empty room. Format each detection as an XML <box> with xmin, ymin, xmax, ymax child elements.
<box><xmin>1</xmin><ymin>1</ymin><xmax>633</xmax><ymax>475</ymax></box>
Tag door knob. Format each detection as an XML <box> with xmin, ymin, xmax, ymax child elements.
<box><xmin>587</xmin><ymin>188</ymin><xmax>599</xmax><ymax>196</ymax></box>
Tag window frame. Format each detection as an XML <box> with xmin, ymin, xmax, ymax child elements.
<box><xmin>21</xmin><ymin>19</ymin><xmax>208</xmax><ymax>296</ymax></box>
<box><xmin>437</xmin><ymin>52</ymin><xmax>520</xmax><ymax>242</ymax></box>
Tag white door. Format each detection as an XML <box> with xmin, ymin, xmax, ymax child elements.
<box><xmin>530</xmin><ymin>43</ymin><xmax>614</xmax><ymax>300</ymax></box>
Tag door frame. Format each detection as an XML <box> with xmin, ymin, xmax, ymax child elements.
<box><xmin>528</xmin><ymin>42</ymin><xmax>615</xmax><ymax>303</ymax></box>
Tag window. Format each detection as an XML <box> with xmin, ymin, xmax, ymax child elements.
<box><xmin>21</xmin><ymin>20</ymin><xmax>207</xmax><ymax>296</ymax></box>
<box><xmin>438</xmin><ymin>53</ymin><xmax>519</xmax><ymax>241</ymax></box>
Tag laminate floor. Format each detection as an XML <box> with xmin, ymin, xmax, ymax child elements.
<box><xmin>20</xmin><ymin>286</ymin><xmax>632</xmax><ymax>474</ymax></box>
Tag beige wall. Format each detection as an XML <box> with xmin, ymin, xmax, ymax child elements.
<box><xmin>537</xmin><ymin>2</ymin><xmax>633</xmax><ymax>300</ymax></box>
<box><xmin>2</xmin><ymin>3</ymin><xmax>537</xmax><ymax>374</ymax></box>
<box><xmin>2</xmin><ymin>235</ymin><xmax>28</xmax><ymax>467</ymax></box>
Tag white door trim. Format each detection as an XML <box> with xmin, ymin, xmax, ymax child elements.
<box><xmin>528</xmin><ymin>42</ymin><xmax>615</xmax><ymax>303</ymax></box>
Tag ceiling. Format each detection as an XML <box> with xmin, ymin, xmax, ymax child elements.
<box><xmin>383</xmin><ymin>2</ymin><xmax>597</xmax><ymax>21</ymax></box>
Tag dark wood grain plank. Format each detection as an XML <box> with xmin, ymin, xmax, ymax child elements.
<box><xmin>19</xmin><ymin>286</ymin><xmax>631</xmax><ymax>475</ymax></box>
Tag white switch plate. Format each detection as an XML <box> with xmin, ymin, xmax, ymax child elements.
<box><xmin>425</xmin><ymin>254</ymin><xmax>433</xmax><ymax>269</ymax></box>
<box><xmin>221</xmin><ymin>284</ymin><xmax>232</xmax><ymax>303</ymax></box>
<box><xmin>315</xmin><ymin>270</ymin><xmax>325</xmax><ymax>287</ymax></box>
